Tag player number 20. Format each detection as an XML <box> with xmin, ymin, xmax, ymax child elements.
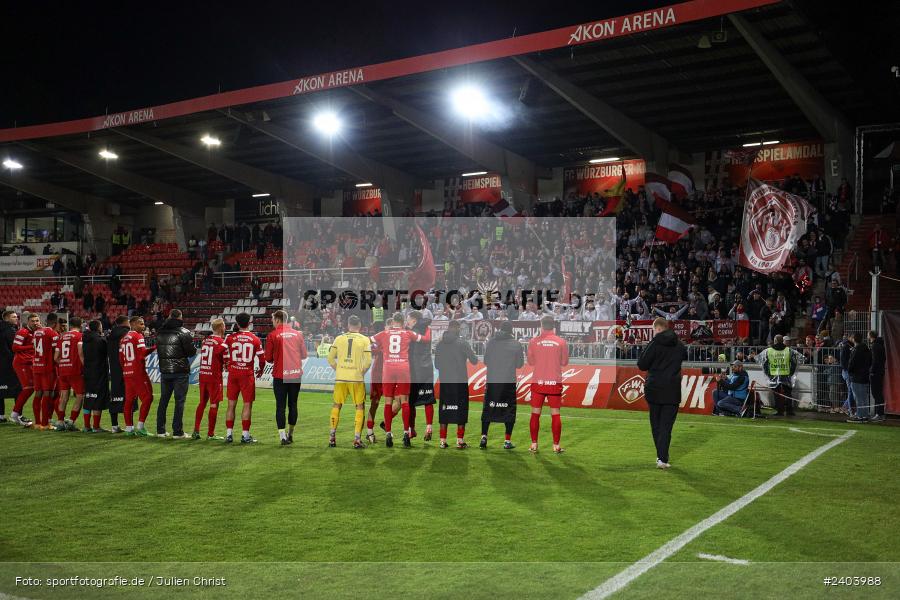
<box><xmin>231</xmin><ymin>342</ymin><xmax>255</xmax><ymax>363</ymax></box>
<box><xmin>122</xmin><ymin>343</ymin><xmax>135</xmax><ymax>362</ymax></box>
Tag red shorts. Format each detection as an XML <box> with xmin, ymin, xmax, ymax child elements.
<box><xmin>32</xmin><ymin>370</ymin><xmax>56</xmax><ymax>393</ymax></box>
<box><xmin>14</xmin><ymin>364</ymin><xmax>34</xmax><ymax>389</ymax></box>
<box><xmin>200</xmin><ymin>380</ymin><xmax>223</xmax><ymax>405</ymax></box>
<box><xmin>124</xmin><ymin>377</ymin><xmax>153</xmax><ymax>404</ymax></box>
<box><xmin>381</xmin><ymin>367</ymin><xmax>410</xmax><ymax>398</ymax></box>
<box><xmin>227</xmin><ymin>374</ymin><xmax>256</xmax><ymax>403</ymax></box>
<box><xmin>530</xmin><ymin>384</ymin><xmax>563</xmax><ymax>409</ymax></box>
<box><xmin>370</xmin><ymin>382</ymin><xmax>382</xmax><ymax>402</ymax></box>
<box><xmin>57</xmin><ymin>374</ymin><xmax>85</xmax><ymax>395</ymax></box>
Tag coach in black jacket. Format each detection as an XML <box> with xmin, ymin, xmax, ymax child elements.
<box><xmin>155</xmin><ymin>309</ymin><xmax>197</xmax><ymax>438</ymax></box>
<box><xmin>107</xmin><ymin>315</ymin><xmax>131</xmax><ymax>430</ymax></box>
<box><xmin>480</xmin><ymin>321</ymin><xmax>524</xmax><ymax>448</ymax></box>
<box><xmin>637</xmin><ymin>318</ymin><xmax>687</xmax><ymax>469</ymax></box>
<box><xmin>0</xmin><ymin>310</ymin><xmax>22</xmax><ymax>420</ymax></box>
<box><xmin>434</xmin><ymin>320</ymin><xmax>478</xmax><ymax>448</ymax></box>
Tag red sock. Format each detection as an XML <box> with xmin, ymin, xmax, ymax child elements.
<box><xmin>226</xmin><ymin>419</ymin><xmax>234</xmax><ymax>430</ymax></box>
<box><xmin>551</xmin><ymin>414</ymin><xmax>562</xmax><ymax>445</ymax></box>
<box><xmin>439</xmin><ymin>424</ymin><xmax>448</xmax><ymax>439</ymax></box>
<box><xmin>456</xmin><ymin>425</ymin><xmax>465</xmax><ymax>439</ymax></box>
<box><xmin>194</xmin><ymin>398</ymin><xmax>208</xmax><ymax>433</ymax></box>
<box><xmin>366</xmin><ymin>419</ymin><xmax>374</xmax><ymax>430</ymax></box>
<box><xmin>505</xmin><ymin>431</ymin><xmax>512</xmax><ymax>441</ymax></box>
<box><xmin>69</xmin><ymin>410</ymin><xmax>79</xmax><ymax>422</ymax></box>
<box><xmin>241</xmin><ymin>419</ymin><xmax>250</xmax><ymax>432</ymax></box>
<box><xmin>530</xmin><ymin>413</ymin><xmax>540</xmax><ymax>443</ymax></box>
<box><xmin>42</xmin><ymin>396</ymin><xmax>54</xmax><ymax>425</ymax></box>
<box><xmin>401</xmin><ymin>402</ymin><xmax>411</xmax><ymax>432</ymax></box>
<box><xmin>425</xmin><ymin>404</ymin><xmax>434</xmax><ymax>425</ymax></box>
<box><xmin>123</xmin><ymin>399</ymin><xmax>134</xmax><ymax>427</ymax></box>
<box><xmin>32</xmin><ymin>395</ymin><xmax>42</xmax><ymax>423</ymax></box>
<box><xmin>138</xmin><ymin>397</ymin><xmax>153</xmax><ymax>423</ymax></box>
<box><xmin>55</xmin><ymin>403</ymin><xmax>64</xmax><ymax>421</ymax></box>
<box><xmin>83</xmin><ymin>413</ymin><xmax>90</xmax><ymax>428</ymax></box>
<box><xmin>207</xmin><ymin>406</ymin><xmax>219</xmax><ymax>437</ymax></box>
<box><xmin>13</xmin><ymin>388</ymin><xmax>32</xmax><ymax>413</ymax></box>
<box><xmin>383</xmin><ymin>403</ymin><xmax>393</xmax><ymax>433</ymax></box>
<box><xmin>92</xmin><ymin>413</ymin><xmax>101</xmax><ymax>429</ymax></box>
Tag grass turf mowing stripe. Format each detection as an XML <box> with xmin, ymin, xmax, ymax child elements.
<box><xmin>580</xmin><ymin>429</ymin><xmax>856</xmax><ymax>599</ymax></box>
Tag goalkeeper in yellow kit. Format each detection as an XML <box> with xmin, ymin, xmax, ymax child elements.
<box><xmin>326</xmin><ymin>315</ymin><xmax>372</xmax><ymax>449</ymax></box>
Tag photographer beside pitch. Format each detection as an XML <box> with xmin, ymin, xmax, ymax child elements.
<box><xmin>712</xmin><ymin>360</ymin><xmax>749</xmax><ymax>417</ymax></box>
<box><xmin>636</xmin><ymin>317</ymin><xmax>687</xmax><ymax>469</ymax></box>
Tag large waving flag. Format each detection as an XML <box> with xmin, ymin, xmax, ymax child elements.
<box><xmin>738</xmin><ymin>179</ymin><xmax>815</xmax><ymax>273</ymax></box>
<box><xmin>599</xmin><ymin>163</ymin><xmax>628</xmax><ymax>216</ymax></box>
<box><xmin>667</xmin><ymin>164</ymin><xmax>694</xmax><ymax>200</ymax></box>
<box><xmin>407</xmin><ymin>223</ymin><xmax>436</xmax><ymax>292</ymax></box>
<box><xmin>644</xmin><ymin>172</ymin><xmax>672</xmax><ymax>204</ymax></box>
<box><xmin>655</xmin><ymin>200</ymin><xmax>697</xmax><ymax>244</ymax></box>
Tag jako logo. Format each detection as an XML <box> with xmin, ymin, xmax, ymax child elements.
<box><xmin>617</xmin><ymin>374</ymin><xmax>645</xmax><ymax>404</ymax></box>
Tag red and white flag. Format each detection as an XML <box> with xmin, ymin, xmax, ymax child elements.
<box><xmin>644</xmin><ymin>172</ymin><xmax>672</xmax><ymax>204</ymax></box>
<box><xmin>490</xmin><ymin>197</ymin><xmax>523</xmax><ymax>223</ymax></box>
<box><xmin>667</xmin><ymin>164</ymin><xmax>694</xmax><ymax>200</ymax></box>
<box><xmin>738</xmin><ymin>179</ymin><xmax>815</xmax><ymax>274</ymax></box>
<box><xmin>655</xmin><ymin>200</ymin><xmax>696</xmax><ymax>244</ymax></box>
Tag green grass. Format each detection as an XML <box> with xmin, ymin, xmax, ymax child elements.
<box><xmin>1</xmin><ymin>385</ymin><xmax>899</xmax><ymax>599</ymax></box>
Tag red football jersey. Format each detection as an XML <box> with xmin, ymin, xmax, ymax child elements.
<box><xmin>119</xmin><ymin>330</ymin><xmax>149</xmax><ymax>379</ymax></box>
<box><xmin>371</xmin><ymin>327</ymin><xmax>427</xmax><ymax>367</ymax></box>
<box><xmin>57</xmin><ymin>330</ymin><xmax>84</xmax><ymax>376</ymax></box>
<box><xmin>32</xmin><ymin>327</ymin><xmax>58</xmax><ymax>373</ymax></box>
<box><xmin>527</xmin><ymin>330</ymin><xmax>569</xmax><ymax>387</ymax></box>
<box><xmin>370</xmin><ymin>341</ymin><xmax>384</xmax><ymax>384</ymax></box>
<box><xmin>264</xmin><ymin>325</ymin><xmax>307</xmax><ymax>379</ymax></box>
<box><xmin>199</xmin><ymin>335</ymin><xmax>228</xmax><ymax>383</ymax></box>
<box><xmin>12</xmin><ymin>327</ymin><xmax>35</xmax><ymax>366</ymax></box>
<box><xmin>225</xmin><ymin>331</ymin><xmax>263</xmax><ymax>376</ymax></box>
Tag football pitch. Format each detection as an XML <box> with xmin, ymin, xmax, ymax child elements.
<box><xmin>1</xmin><ymin>385</ymin><xmax>898</xmax><ymax>599</ymax></box>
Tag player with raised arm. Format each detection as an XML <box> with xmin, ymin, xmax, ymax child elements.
<box><xmin>193</xmin><ymin>318</ymin><xmax>228</xmax><ymax>440</ymax></box>
<box><xmin>54</xmin><ymin>317</ymin><xmax>87</xmax><ymax>431</ymax></box>
<box><xmin>10</xmin><ymin>312</ymin><xmax>38</xmax><ymax>427</ymax></box>
<box><xmin>371</xmin><ymin>311</ymin><xmax>429</xmax><ymax>448</ymax></box>
<box><xmin>327</xmin><ymin>315</ymin><xmax>371</xmax><ymax>449</ymax></box>
<box><xmin>527</xmin><ymin>315</ymin><xmax>569</xmax><ymax>454</ymax></box>
<box><xmin>265</xmin><ymin>310</ymin><xmax>307</xmax><ymax>446</ymax></box>
<box><xmin>32</xmin><ymin>312</ymin><xmax>60</xmax><ymax>430</ymax></box>
<box><xmin>224</xmin><ymin>312</ymin><xmax>264</xmax><ymax>444</ymax></box>
<box><xmin>120</xmin><ymin>316</ymin><xmax>154</xmax><ymax>436</ymax></box>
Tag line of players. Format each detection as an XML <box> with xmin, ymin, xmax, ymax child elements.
<box><xmin>1</xmin><ymin>308</ymin><xmax>569</xmax><ymax>452</ymax></box>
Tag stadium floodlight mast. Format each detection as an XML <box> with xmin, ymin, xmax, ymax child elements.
<box><xmin>461</xmin><ymin>171</ymin><xmax>487</xmax><ymax>177</ymax></box>
<box><xmin>589</xmin><ymin>157</ymin><xmax>621</xmax><ymax>164</ymax></box>
<box><xmin>2</xmin><ymin>158</ymin><xmax>23</xmax><ymax>170</ymax></box>
<box><xmin>201</xmin><ymin>134</ymin><xmax>222</xmax><ymax>147</ymax></box>
<box><xmin>451</xmin><ymin>85</ymin><xmax>490</xmax><ymax>120</ymax></box>
<box><xmin>98</xmin><ymin>149</ymin><xmax>118</xmax><ymax>160</ymax></box>
<box><xmin>312</xmin><ymin>111</ymin><xmax>342</xmax><ymax>136</ymax></box>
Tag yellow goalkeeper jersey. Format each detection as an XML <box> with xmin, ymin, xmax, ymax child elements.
<box><xmin>327</xmin><ymin>332</ymin><xmax>372</xmax><ymax>382</ymax></box>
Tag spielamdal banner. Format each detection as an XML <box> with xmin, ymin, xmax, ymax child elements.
<box><xmin>563</xmin><ymin>160</ymin><xmax>646</xmax><ymax>197</ymax></box>
<box><xmin>0</xmin><ymin>254</ymin><xmax>59</xmax><ymax>272</ymax></box>
<box><xmin>721</xmin><ymin>140</ymin><xmax>825</xmax><ymax>187</ymax></box>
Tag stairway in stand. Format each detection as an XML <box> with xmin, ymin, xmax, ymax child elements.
<box><xmin>836</xmin><ymin>214</ymin><xmax>900</xmax><ymax>313</ymax></box>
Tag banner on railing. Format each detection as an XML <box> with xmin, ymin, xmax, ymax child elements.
<box><xmin>454</xmin><ymin>319</ymin><xmax>750</xmax><ymax>343</ymax></box>
<box><xmin>0</xmin><ymin>254</ymin><xmax>60</xmax><ymax>272</ymax></box>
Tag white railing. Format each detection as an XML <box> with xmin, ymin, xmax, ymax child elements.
<box><xmin>193</xmin><ymin>265</ymin><xmax>413</xmax><ymax>289</ymax></box>
<box><xmin>0</xmin><ymin>273</ymin><xmax>147</xmax><ymax>286</ymax></box>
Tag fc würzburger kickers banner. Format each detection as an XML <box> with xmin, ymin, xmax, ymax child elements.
<box><xmin>342</xmin><ymin>187</ymin><xmax>382</xmax><ymax>215</ymax></box>
<box><xmin>563</xmin><ymin>160</ymin><xmax>646</xmax><ymax>197</ymax></box>
<box><xmin>739</xmin><ymin>179</ymin><xmax>815</xmax><ymax>273</ymax></box>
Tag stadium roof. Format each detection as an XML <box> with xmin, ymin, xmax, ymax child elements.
<box><xmin>0</xmin><ymin>0</ymin><xmax>892</xmax><ymax>214</ymax></box>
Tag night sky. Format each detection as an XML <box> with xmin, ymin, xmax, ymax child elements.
<box><xmin>2</xmin><ymin>0</ymin><xmax>898</xmax><ymax>128</ymax></box>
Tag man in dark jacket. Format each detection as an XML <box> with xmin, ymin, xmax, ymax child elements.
<box><xmin>0</xmin><ymin>310</ymin><xmax>23</xmax><ymax>422</ymax></box>
<box><xmin>434</xmin><ymin>320</ymin><xmax>478</xmax><ymax>449</ymax></box>
<box><xmin>107</xmin><ymin>315</ymin><xmax>131</xmax><ymax>432</ymax></box>
<box><xmin>82</xmin><ymin>320</ymin><xmax>110</xmax><ymax>432</ymax></box>
<box><xmin>408</xmin><ymin>312</ymin><xmax>435</xmax><ymax>441</ymax></box>
<box><xmin>480</xmin><ymin>321</ymin><xmax>523</xmax><ymax>449</ymax></box>
<box><xmin>838</xmin><ymin>335</ymin><xmax>855</xmax><ymax>417</ymax></box>
<box><xmin>869</xmin><ymin>330</ymin><xmax>886</xmax><ymax>422</ymax></box>
<box><xmin>847</xmin><ymin>332</ymin><xmax>873</xmax><ymax>423</ymax></box>
<box><xmin>155</xmin><ymin>309</ymin><xmax>197</xmax><ymax>438</ymax></box>
<box><xmin>636</xmin><ymin>318</ymin><xmax>687</xmax><ymax>469</ymax></box>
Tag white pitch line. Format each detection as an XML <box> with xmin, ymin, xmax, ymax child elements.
<box><xmin>580</xmin><ymin>429</ymin><xmax>856</xmax><ymax>600</ymax></box>
<box><xmin>788</xmin><ymin>427</ymin><xmax>845</xmax><ymax>438</ymax></box>
<box><xmin>696</xmin><ymin>553</ymin><xmax>750</xmax><ymax>565</ymax></box>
